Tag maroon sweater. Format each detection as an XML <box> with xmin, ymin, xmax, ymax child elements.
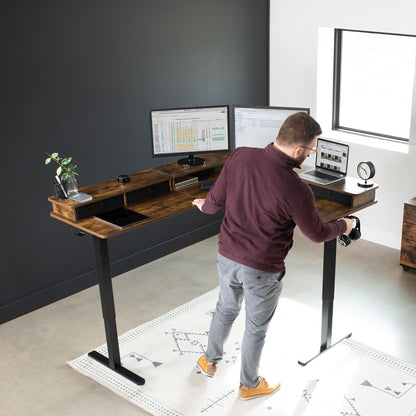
<box><xmin>202</xmin><ymin>144</ymin><xmax>347</xmax><ymax>273</ymax></box>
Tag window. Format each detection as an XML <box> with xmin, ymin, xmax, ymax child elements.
<box><xmin>332</xmin><ymin>29</ymin><xmax>416</xmax><ymax>143</ymax></box>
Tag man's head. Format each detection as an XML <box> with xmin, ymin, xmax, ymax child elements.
<box><xmin>274</xmin><ymin>112</ymin><xmax>322</xmax><ymax>164</ymax></box>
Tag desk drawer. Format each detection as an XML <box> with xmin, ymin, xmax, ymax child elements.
<box><xmin>75</xmin><ymin>195</ymin><xmax>124</xmax><ymax>220</ymax></box>
<box><xmin>402</xmin><ymin>222</ymin><xmax>416</xmax><ymax>242</ymax></box>
<box><xmin>400</xmin><ymin>238</ymin><xmax>416</xmax><ymax>268</ymax></box>
<box><xmin>309</xmin><ymin>184</ymin><xmax>353</xmax><ymax>206</ymax></box>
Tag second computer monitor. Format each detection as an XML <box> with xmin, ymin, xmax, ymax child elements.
<box><xmin>234</xmin><ymin>106</ymin><xmax>310</xmax><ymax>149</ymax></box>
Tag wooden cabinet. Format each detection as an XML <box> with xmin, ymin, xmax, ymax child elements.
<box><xmin>400</xmin><ymin>197</ymin><xmax>416</xmax><ymax>271</ymax></box>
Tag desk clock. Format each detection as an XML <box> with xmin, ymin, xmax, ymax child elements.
<box><xmin>357</xmin><ymin>161</ymin><xmax>375</xmax><ymax>187</ymax></box>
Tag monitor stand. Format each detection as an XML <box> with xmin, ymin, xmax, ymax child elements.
<box><xmin>177</xmin><ymin>154</ymin><xmax>205</xmax><ymax>167</ymax></box>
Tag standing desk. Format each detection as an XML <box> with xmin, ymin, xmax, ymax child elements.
<box><xmin>48</xmin><ymin>153</ymin><xmax>378</xmax><ymax>384</ymax></box>
<box><xmin>299</xmin><ymin>176</ymin><xmax>378</xmax><ymax>365</ymax></box>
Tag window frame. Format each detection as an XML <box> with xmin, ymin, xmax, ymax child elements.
<box><xmin>332</xmin><ymin>28</ymin><xmax>416</xmax><ymax>144</ymax></box>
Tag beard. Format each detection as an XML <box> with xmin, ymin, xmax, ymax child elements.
<box><xmin>295</xmin><ymin>149</ymin><xmax>310</xmax><ymax>165</ymax></box>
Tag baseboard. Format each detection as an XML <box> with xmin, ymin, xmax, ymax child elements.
<box><xmin>0</xmin><ymin>221</ymin><xmax>221</xmax><ymax>324</ymax></box>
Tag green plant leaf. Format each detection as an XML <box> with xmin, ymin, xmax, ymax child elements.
<box><xmin>61</xmin><ymin>173</ymin><xmax>68</xmax><ymax>181</ymax></box>
<box><xmin>56</xmin><ymin>166</ymin><xmax>62</xmax><ymax>176</ymax></box>
<box><xmin>51</xmin><ymin>152</ymin><xmax>59</xmax><ymax>159</ymax></box>
<box><xmin>62</xmin><ymin>157</ymin><xmax>72</xmax><ymax>165</ymax></box>
<box><xmin>69</xmin><ymin>164</ymin><xmax>78</xmax><ymax>174</ymax></box>
<box><xmin>45</xmin><ymin>158</ymin><xmax>51</xmax><ymax>165</ymax></box>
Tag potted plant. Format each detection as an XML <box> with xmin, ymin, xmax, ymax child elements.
<box><xmin>45</xmin><ymin>152</ymin><xmax>78</xmax><ymax>198</ymax></box>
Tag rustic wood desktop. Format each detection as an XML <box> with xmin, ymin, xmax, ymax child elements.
<box><xmin>48</xmin><ymin>153</ymin><xmax>378</xmax><ymax>384</ymax></box>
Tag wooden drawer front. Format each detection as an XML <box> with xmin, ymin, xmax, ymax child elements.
<box><xmin>400</xmin><ymin>238</ymin><xmax>416</xmax><ymax>268</ymax></box>
<box><xmin>402</xmin><ymin>222</ymin><xmax>416</xmax><ymax>241</ymax></box>
<box><xmin>52</xmin><ymin>203</ymin><xmax>77</xmax><ymax>222</ymax></box>
<box><xmin>404</xmin><ymin>204</ymin><xmax>416</xmax><ymax>225</ymax></box>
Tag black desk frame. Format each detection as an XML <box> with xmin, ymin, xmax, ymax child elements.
<box><xmin>298</xmin><ymin>237</ymin><xmax>352</xmax><ymax>366</ymax></box>
<box><xmin>88</xmin><ymin>236</ymin><xmax>145</xmax><ymax>385</ymax></box>
<box><xmin>321</xmin><ymin>238</ymin><xmax>353</xmax><ymax>351</ymax></box>
<box><xmin>90</xmin><ymin>232</ymin><xmax>348</xmax><ymax>375</ymax></box>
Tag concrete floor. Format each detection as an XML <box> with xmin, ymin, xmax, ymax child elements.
<box><xmin>2</xmin><ymin>230</ymin><xmax>416</xmax><ymax>415</ymax></box>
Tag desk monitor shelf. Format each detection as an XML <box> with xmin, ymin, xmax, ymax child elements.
<box><xmin>156</xmin><ymin>151</ymin><xmax>230</xmax><ymax>178</ymax></box>
<box><xmin>48</xmin><ymin>152</ymin><xmax>231</xmax><ymax>239</ymax></box>
<box><xmin>157</xmin><ymin>151</ymin><xmax>230</xmax><ymax>191</ymax></box>
<box><xmin>48</xmin><ymin>168</ymin><xmax>172</xmax><ymax>223</ymax></box>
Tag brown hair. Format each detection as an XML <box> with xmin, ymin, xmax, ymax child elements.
<box><xmin>277</xmin><ymin>112</ymin><xmax>322</xmax><ymax>146</ymax></box>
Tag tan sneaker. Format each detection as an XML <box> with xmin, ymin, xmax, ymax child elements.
<box><xmin>197</xmin><ymin>355</ymin><xmax>217</xmax><ymax>377</ymax></box>
<box><xmin>238</xmin><ymin>377</ymin><xmax>280</xmax><ymax>400</ymax></box>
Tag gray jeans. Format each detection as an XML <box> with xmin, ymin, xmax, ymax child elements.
<box><xmin>205</xmin><ymin>253</ymin><xmax>283</xmax><ymax>387</ymax></box>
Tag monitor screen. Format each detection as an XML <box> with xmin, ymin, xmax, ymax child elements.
<box><xmin>150</xmin><ymin>105</ymin><xmax>230</xmax><ymax>166</ymax></box>
<box><xmin>234</xmin><ymin>106</ymin><xmax>310</xmax><ymax>148</ymax></box>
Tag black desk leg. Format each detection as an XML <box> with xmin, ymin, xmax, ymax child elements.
<box><xmin>298</xmin><ymin>238</ymin><xmax>351</xmax><ymax>366</ymax></box>
<box><xmin>88</xmin><ymin>236</ymin><xmax>145</xmax><ymax>385</ymax></box>
<box><xmin>321</xmin><ymin>237</ymin><xmax>337</xmax><ymax>351</ymax></box>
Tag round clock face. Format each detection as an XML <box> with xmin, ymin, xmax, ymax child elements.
<box><xmin>357</xmin><ymin>161</ymin><xmax>375</xmax><ymax>180</ymax></box>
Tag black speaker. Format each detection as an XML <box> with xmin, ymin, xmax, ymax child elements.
<box><xmin>338</xmin><ymin>216</ymin><xmax>361</xmax><ymax>247</ymax></box>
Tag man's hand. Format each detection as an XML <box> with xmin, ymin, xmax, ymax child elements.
<box><xmin>341</xmin><ymin>217</ymin><xmax>355</xmax><ymax>235</ymax></box>
<box><xmin>192</xmin><ymin>198</ymin><xmax>206</xmax><ymax>212</ymax></box>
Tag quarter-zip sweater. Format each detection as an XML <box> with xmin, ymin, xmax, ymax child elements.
<box><xmin>202</xmin><ymin>143</ymin><xmax>347</xmax><ymax>273</ymax></box>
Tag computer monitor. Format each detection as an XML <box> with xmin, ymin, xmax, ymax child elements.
<box><xmin>234</xmin><ymin>106</ymin><xmax>310</xmax><ymax>148</ymax></box>
<box><xmin>150</xmin><ymin>105</ymin><xmax>230</xmax><ymax>166</ymax></box>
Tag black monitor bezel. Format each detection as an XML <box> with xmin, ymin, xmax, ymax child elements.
<box><xmin>150</xmin><ymin>104</ymin><xmax>231</xmax><ymax>159</ymax></box>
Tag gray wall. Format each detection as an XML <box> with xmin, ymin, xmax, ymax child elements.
<box><xmin>0</xmin><ymin>0</ymin><xmax>269</xmax><ymax>323</ymax></box>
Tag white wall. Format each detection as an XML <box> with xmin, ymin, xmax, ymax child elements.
<box><xmin>270</xmin><ymin>0</ymin><xmax>416</xmax><ymax>249</ymax></box>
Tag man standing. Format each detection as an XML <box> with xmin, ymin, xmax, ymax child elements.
<box><xmin>192</xmin><ymin>112</ymin><xmax>354</xmax><ymax>400</ymax></box>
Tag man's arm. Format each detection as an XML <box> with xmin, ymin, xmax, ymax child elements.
<box><xmin>292</xmin><ymin>184</ymin><xmax>351</xmax><ymax>242</ymax></box>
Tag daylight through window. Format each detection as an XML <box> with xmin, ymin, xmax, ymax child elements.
<box><xmin>333</xmin><ymin>29</ymin><xmax>416</xmax><ymax>143</ymax></box>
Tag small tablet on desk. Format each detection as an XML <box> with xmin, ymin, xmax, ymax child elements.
<box><xmin>95</xmin><ymin>207</ymin><xmax>149</xmax><ymax>229</ymax></box>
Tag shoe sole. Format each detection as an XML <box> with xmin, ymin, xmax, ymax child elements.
<box><xmin>238</xmin><ymin>385</ymin><xmax>281</xmax><ymax>401</ymax></box>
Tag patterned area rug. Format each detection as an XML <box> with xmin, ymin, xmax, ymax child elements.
<box><xmin>68</xmin><ymin>289</ymin><xmax>416</xmax><ymax>415</ymax></box>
